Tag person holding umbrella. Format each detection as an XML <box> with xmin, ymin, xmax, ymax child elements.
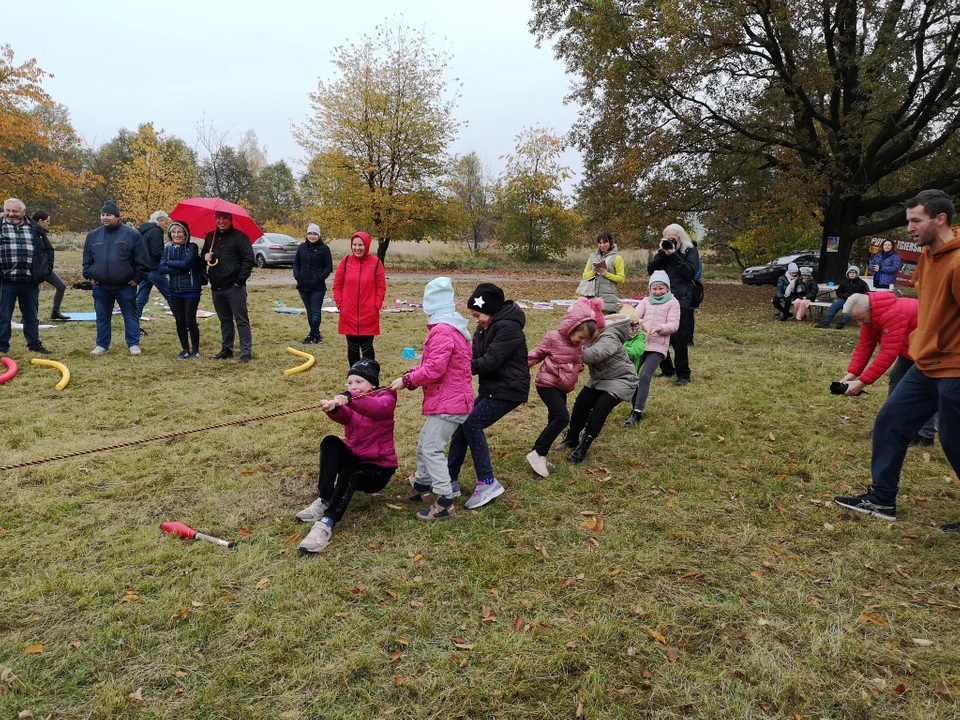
<box><xmin>201</xmin><ymin>211</ymin><xmax>255</xmax><ymax>362</ymax></box>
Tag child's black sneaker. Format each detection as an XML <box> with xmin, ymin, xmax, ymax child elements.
<box><xmin>623</xmin><ymin>411</ymin><xmax>643</xmax><ymax>428</ymax></box>
<box><xmin>833</xmin><ymin>492</ymin><xmax>896</xmax><ymax>521</ymax></box>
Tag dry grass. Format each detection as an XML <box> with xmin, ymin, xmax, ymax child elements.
<box><xmin>1</xmin><ymin>278</ymin><xmax>958</xmax><ymax>719</ymax></box>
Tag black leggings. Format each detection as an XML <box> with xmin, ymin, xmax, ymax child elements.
<box><xmin>169</xmin><ymin>296</ymin><xmax>200</xmax><ymax>352</ymax></box>
<box><xmin>533</xmin><ymin>386</ymin><xmax>570</xmax><ymax>456</ymax></box>
<box><xmin>568</xmin><ymin>386</ymin><xmax>621</xmax><ymax>441</ymax></box>
<box><xmin>346</xmin><ymin>334</ymin><xmax>375</xmax><ymax>366</ymax></box>
<box><xmin>318</xmin><ymin>435</ymin><xmax>395</xmax><ymax>523</ymax></box>
<box><xmin>659</xmin><ymin>308</ymin><xmax>693</xmax><ymax>380</ymax></box>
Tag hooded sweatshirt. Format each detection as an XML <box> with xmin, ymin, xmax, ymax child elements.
<box><xmin>528</xmin><ymin>297</ymin><xmax>605</xmax><ymax>393</ymax></box>
<box><xmin>582</xmin><ymin>313</ymin><xmax>640</xmax><ymax>399</ymax></box>
<box><xmin>333</xmin><ymin>232</ymin><xmax>386</xmax><ymax>336</ymax></box>
<box><xmin>909</xmin><ymin>228</ymin><xmax>960</xmax><ymax>377</ymax></box>
<box><xmin>471</xmin><ymin>300</ymin><xmax>530</xmax><ymax>403</ymax></box>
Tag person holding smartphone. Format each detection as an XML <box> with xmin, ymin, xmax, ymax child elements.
<box><xmin>581</xmin><ymin>232</ymin><xmax>625</xmax><ymax>313</ymax></box>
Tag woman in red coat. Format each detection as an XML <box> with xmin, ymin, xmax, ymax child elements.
<box><xmin>333</xmin><ymin>232</ymin><xmax>387</xmax><ymax>366</ymax></box>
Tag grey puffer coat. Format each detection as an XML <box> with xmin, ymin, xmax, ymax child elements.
<box><xmin>582</xmin><ymin>313</ymin><xmax>640</xmax><ymax>400</ymax></box>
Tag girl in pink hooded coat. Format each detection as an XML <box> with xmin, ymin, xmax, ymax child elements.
<box><xmin>623</xmin><ymin>270</ymin><xmax>681</xmax><ymax>427</ymax></box>
<box><xmin>391</xmin><ymin>277</ymin><xmax>474</xmax><ymax>521</ymax></box>
<box><xmin>525</xmin><ymin>297</ymin><xmax>605</xmax><ymax>477</ymax></box>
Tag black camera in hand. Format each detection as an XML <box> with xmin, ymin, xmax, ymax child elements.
<box><xmin>660</xmin><ymin>237</ymin><xmax>678</xmax><ymax>252</ymax></box>
<box><xmin>830</xmin><ymin>381</ymin><xmax>848</xmax><ymax>395</ymax></box>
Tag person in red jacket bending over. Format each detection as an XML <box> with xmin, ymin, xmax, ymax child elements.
<box><xmin>835</xmin><ymin>292</ymin><xmax>937</xmax><ymax>447</ymax></box>
<box><xmin>333</xmin><ymin>232</ymin><xmax>386</xmax><ymax>366</ymax></box>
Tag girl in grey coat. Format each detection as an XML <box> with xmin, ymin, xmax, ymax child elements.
<box><xmin>559</xmin><ymin>313</ymin><xmax>640</xmax><ymax>463</ymax></box>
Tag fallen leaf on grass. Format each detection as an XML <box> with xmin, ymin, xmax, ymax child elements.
<box><xmin>368</xmin><ymin>541</ymin><xmax>379</xmax><ymax>549</ymax></box>
<box><xmin>191</xmin><ymin>600</ymin><xmax>203</xmax><ymax>608</ymax></box>
<box><xmin>581</xmin><ymin>517</ymin><xmax>605</xmax><ymax>533</ymax></box>
<box><xmin>911</xmin><ymin>638</ymin><xmax>934</xmax><ymax>647</ymax></box>
<box><xmin>383</xmin><ymin>589</ymin><xmax>398</xmax><ymax>600</ymax></box>
<box><xmin>750</xmin><ymin>570</ymin><xmax>764</xmax><ymax>580</ymax></box>
<box><xmin>23</xmin><ymin>644</ymin><xmax>43</xmax><ymax>654</ymax></box>
<box><xmin>514</xmin><ymin>615</ymin><xmax>523</xmax><ymax>632</ymax></box>
<box><xmin>579</xmin><ymin>510</ymin><xmax>596</xmax><ymax>516</ymax></box>
<box><xmin>239</xmin><ymin>470</ymin><xmax>256</xmax><ymax>476</ymax></box>
<box><xmin>129</xmin><ymin>687</ymin><xmax>144</xmax><ymax>702</ymax></box>
<box><xmin>255</xmin><ymin>578</ymin><xmax>270</xmax><ymax>590</ymax></box>
<box><xmin>237</xmin><ymin>527</ymin><xmax>252</xmax><ymax>538</ymax></box>
<box><xmin>646</xmin><ymin>627</ymin><xmax>667</xmax><ymax>644</ymax></box>
<box><xmin>769</xmin><ymin>546</ymin><xmax>784</xmax><ymax>555</ymax></box>
<box><xmin>172</xmin><ymin>607</ymin><xmax>191</xmax><ymax>621</ymax></box>
<box><xmin>0</xmin><ymin>529</ymin><xmax>8</xmax><ymax>536</ymax></box>
<box><xmin>893</xmin><ymin>683</ymin><xmax>908</xmax><ymax>697</ymax></box>
<box><xmin>18</xmin><ymin>711</ymin><xmax>33</xmax><ymax>719</ymax></box>
<box><xmin>409</xmin><ymin>600</ymin><xmax>425</xmax><ymax>608</ymax></box>
<box><xmin>283</xmin><ymin>532</ymin><xmax>302</xmax><ymax>547</ymax></box>
<box><xmin>1</xmin><ymin>667</ymin><xmax>18</xmax><ymax>684</ymax></box>
<box><xmin>481</xmin><ymin>606</ymin><xmax>497</xmax><ymax>623</ymax></box>
<box><xmin>394</xmin><ymin>675</ymin><xmax>405</xmax><ymax>687</ymax></box>
<box><xmin>121</xmin><ymin>593</ymin><xmax>140</xmax><ymax>603</ymax></box>
<box><xmin>576</xmin><ymin>697</ymin><xmax>585</xmax><ymax>717</ymax></box>
<box><xmin>858</xmin><ymin>612</ymin><xmax>887</xmax><ymax>627</ymax></box>
<box><xmin>768</xmin><ymin>433</ymin><xmax>776</xmax><ymax>441</ymax></box>
<box><xmin>174</xmin><ymin>671</ymin><xmax>188</xmax><ymax>679</ymax></box>
<box><xmin>282</xmin><ymin>466</ymin><xmax>294</xmax><ymax>471</ymax></box>
<box><xmin>450</xmin><ymin>637</ymin><xmax>474</xmax><ymax>650</ymax></box>
<box><xmin>385</xmin><ymin>503</ymin><xmax>404</xmax><ymax>510</ymax></box>
<box><xmin>390</xmin><ymin>650</ymin><xmax>403</xmax><ymax>666</ymax></box>
<box><xmin>666</xmin><ymin>647</ymin><xmax>679</xmax><ymax>663</ymax></box>
<box><xmin>933</xmin><ymin>682</ymin><xmax>953</xmax><ymax>696</ymax></box>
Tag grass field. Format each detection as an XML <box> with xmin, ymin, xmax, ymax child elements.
<box><xmin>1</xmin><ymin>275</ymin><xmax>958</xmax><ymax>719</ymax></box>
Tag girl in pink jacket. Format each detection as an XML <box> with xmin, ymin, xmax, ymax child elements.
<box><xmin>296</xmin><ymin>358</ymin><xmax>398</xmax><ymax>553</ymax></box>
<box><xmin>525</xmin><ymin>297</ymin><xmax>605</xmax><ymax>477</ymax></box>
<box><xmin>624</xmin><ymin>271</ymin><xmax>681</xmax><ymax>427</ymax></box>
<box><xmin>391</xmin><ymin>277</ymin><xmax>474</xmax><ymax>521</ymax></box>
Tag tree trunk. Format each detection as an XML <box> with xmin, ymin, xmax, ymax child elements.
<box><xmin>817</xmin><ymin>197</ymin><xmax>859</xmax><ymax>284</ymax></box>
<box><xmin>377</xmin><ymin>237</ymin><xmax>390</xmax><ymax>263</ymax></box>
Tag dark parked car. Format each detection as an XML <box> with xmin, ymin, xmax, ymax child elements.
<box><xmin>741</xmin><ymin>251</ymin><xmax>821</xmax><ymax>285</ymax></box>
<box><xmin>253</xmin><ymin>233</ymin><xmax>300</xmax><ymax>268</ymax></box>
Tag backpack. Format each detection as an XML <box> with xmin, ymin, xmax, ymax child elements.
<box><xmin>691</xmin><ymin>279</ymin><xmax>704</xmax><ymax>309</ymax></box>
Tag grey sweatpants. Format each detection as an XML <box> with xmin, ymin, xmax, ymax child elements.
<box><xmin>412</xmin><ymin>414</ymin><xmax>468</xmax><ymax>498</ymax></box>
<box><xmin>889</xmin><ymin>356</ymin><xmax>938</xmax><ymax>440</ymax></box>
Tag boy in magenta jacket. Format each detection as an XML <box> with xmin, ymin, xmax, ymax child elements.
<box><xmin>296</xmin><ymin>358</ymin><xmax>398</xmax><ymax>553</ymax></box>
<box><xmin>391</xmin><ymin>277</ymin><xmax>474</xmax><ymax>521</ymax></box>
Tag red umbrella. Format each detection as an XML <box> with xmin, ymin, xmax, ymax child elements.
<box><xmin>169</xmin><ymin>197</ymin><xmax>264</xmax><ymax>242</ymax></box>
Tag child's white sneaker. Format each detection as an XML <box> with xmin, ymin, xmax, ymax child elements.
<box><xmin>526</xmin><ymin>450</ymin><xmax>549</xmax><ymax>478</ymax></box>
<box><xmin>464</xmin><ymin>479</ymin><xmax>505</xmax><ymax>509</ymax></box>
<box><xmin>298</xmin><ymin>521</ymin><xmax>332</xmax><ymax>553</ymax></box>
<box><xmin>295</xmin><ymin>498</ymin><xmax>328</xmax><ymax>523</ymax></box>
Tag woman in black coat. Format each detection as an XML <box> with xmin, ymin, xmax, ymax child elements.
<box><xmin>293</xmin><ymin>223</ymin><xmax>333</xmax><ymax>344</ymax></box>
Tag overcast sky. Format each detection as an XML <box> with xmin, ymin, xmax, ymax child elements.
<box><xmin>5</xmin><ymin>0</ymin><xmax>582</xmax><ymax>186</ymax></box>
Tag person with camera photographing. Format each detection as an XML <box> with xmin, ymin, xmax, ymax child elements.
<box><xmin>646</xmin><ymin>223</ymin><xmax>700</xmax><ymax>386</ymax></box>
<box><xmin>835</xmin><ymin>190</ymin><xmax>959</xmax><ymax>528</ymax></box>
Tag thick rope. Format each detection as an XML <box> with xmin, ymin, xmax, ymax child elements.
<box><xmin>1</xmin><ymin>388</ymin><xmax>385</xmax><ymax>472</ymax></box>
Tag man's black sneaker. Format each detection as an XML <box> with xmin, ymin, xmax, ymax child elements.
<box><xmin>673</xmin><ymin>377</ymin><xmax>691</xmax><ymax>386</ymax></box>
<box><xmin>50</xmin><ymin>310</ymin><xmax>69</xmax><ymax>321</ymax></box>
<box><xmin>815</xmin><ymin>321</ymin><xmax>830</xmax><ymax>329</ymax></box>
<box><xmin>941</xmin><ymin>522</ymin><xmax>960</xmax><ymax>533</ymax></box>
<box><xmin>239</xmin><ymin>354</ymin><xmax>252</xmax><ymax>363</ymax></box>
<box><xmin>28</xmin><ymin>344</ymin><xmax>52</xmax><ymax>355</ymax></box>
<box><xmin>834</xmin><ymin>492</ymin><xmax>896</xmax><ymax>521</ymax></box>
<box><xmin>315</xmin><ymin>332</ymin><xmax>323</xmax><ymax>344</ymax></box>
<box><xmin>212</xmin><ymin>350</ymin><xmax>234</xmax><ymax>360</ymax></box>
<box><xmin>302</xmin><ymin>335</ymin><xmax>316</xmax><ymax>344</ymax></box>
<box><xmin>908</xmin><ymin>435</ymin><xmax>935</xmax><ymax>448</ymax></box>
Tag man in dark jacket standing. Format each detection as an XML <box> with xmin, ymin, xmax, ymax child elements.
<box><xmin>0</xmin><ymin>198</ymin><xmax>54</xmax><ymax>355</ymax></box>
<box><xmin>82</xmin><ymin>200</ymin><xmax>151</xmax><ymax>355</ymax></box>
<box><xmin>647</xmin><ymin>224</ymin><xmax>700</xmax><ymax>385</ymax></box>
<box><xmin>202</xmin><ymin>211</ymin><xmax>254</xmax><ymax>362</ymax></box>
<box><xmin>135</xmin><ymin>210</ymin><xmax>171</xmax><ymax>325</ymax></box>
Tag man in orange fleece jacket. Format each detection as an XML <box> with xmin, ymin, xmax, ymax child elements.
<box><xmin>835</xmin><ymin>189</ymin><xmax>960</xmax><ymax>529</ymax></box>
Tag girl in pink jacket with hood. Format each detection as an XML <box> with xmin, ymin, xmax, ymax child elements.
<box><xmin>391</xmin><ymin>277</ymin><xmax>474</xmax><ymax>521</ymax></box>
<box><xmin>296</xmin><ymin>358</ymin><xmax>398</xmax><ymax>553</ymax></box>
<box><xmin>624</xmin><ymin>270</ymin><xmax>681</xmax><ymax>427</ymax></box>
<box><xmin>525</xmin><ymin>297</ymin><xmax>605</xmax><ymax>477</ymax></box>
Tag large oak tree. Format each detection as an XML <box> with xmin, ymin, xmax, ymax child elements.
<box><xmin>533</xmin><ymin>0</ymin><xmax>960</xmax><ymax>280</ymax></box>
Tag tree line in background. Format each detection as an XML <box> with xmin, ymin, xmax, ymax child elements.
<box><xmin>0</xmin><ymin>22</ymin><xmax>580</xmax><ymax>263</ymax></box>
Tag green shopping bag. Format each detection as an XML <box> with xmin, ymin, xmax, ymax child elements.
<box><xmin>623</xmin><ymin>332</ymin><xmax>646</xmax><ymax>371</ymax></box>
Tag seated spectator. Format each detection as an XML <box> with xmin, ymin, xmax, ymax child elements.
<box><xmin>789</xmin><ymin>267</ymin><xmax>819</xmax><ymax>322</ymax></box>
<box><xmin>816</xmin><ymin>266</ymin><xmax>868</xmax><ymax>329</ymax></box>
<box><xmin>772</xmin><ymin>263</ymin><xmax>799</xmax><ymax>321</ymax></box>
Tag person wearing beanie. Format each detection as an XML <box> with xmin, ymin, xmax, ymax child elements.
<box><xmin>526</xmin><ymin>297</ymin><xmax>603</xmax><ymax>477</ymax></box>
<box><xmin>816</xmin><ymin>265</ymin><xmax>869</xmax><ymax>329</ymax></box>
<box><xmin>297</xmin><ymin>358</ymin><xmax>398</xmax><ymax>553</ymax></box>
<box><xmin>201</xmin><ymin>211</ymin><xmax>255</xmax><ymax>362</ymax></box>
<box><xmin>82</xmin><ymin>200</ymin><xmax>151</xmax><ymax>355</ymax></box>
<box><xmin>789</xmin><ymin>267</ymin><xmax>819</xmax><ymax>322</ymax></box>
<box><xmin>390</xmin><ymin>277</ymin><xmax>474</xmax><ymax>521</ymax></box>
<box><xmin>333</xmin><ymin>231</ymin><xmax>386</xmax><ymax>366</ymax></box>
<box><xmin>773</xmin><ymin>262</ymin><xmax>800</xmax><ymax>321</ymax></box>
<box><xmin>624</xmin><ymin>273</ymin><xmax>681</xmax><ymax>427</ymax></box>
<box><xmin>448</xmin><ymin>283</ymin><xmax>530</xmax><ymax>509</ymax></box>
<box><xmin>157</xmin><ymin>221</ymin><xmax>203</xmax><ymax>359</ymax></box>
<box><xmin>294</xmin><ymin>223</ymin><xmax>333</xmax><ymax>344</ymax></box>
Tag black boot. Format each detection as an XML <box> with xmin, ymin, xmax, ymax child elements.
<box><xmin>567</xmin><ymin>435</ymin><xmax>595</xmax><ymax>464</ymax></box>
<box><xmin>50</xmin><ymin>309</ymin><xmax>69</xmax><ymax>321</ymax></box>
<box><xmin>554</xmin><ymin>431</ymin><xmax>578</xmax><ymax>451</ymax></box>
<box><xmin>623</xmin><ymin>411</ymin><xmax>642</xmax><ymax>428</ymax></box>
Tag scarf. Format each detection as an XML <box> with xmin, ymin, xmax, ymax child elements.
<box><xmin>648</xmin><ymin>291</ymin><xmax>673</xmax><ymax>305</ymax></box>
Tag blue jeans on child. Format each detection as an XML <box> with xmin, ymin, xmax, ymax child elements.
<box><xmin>870</xmin><ymin>365</ymin><xmax>960</xmax><ymax>503</ymax></box>
<box><xmin>447</xmin><ymin>397</ymin><xmax>521</xmax><ymax>484</ymax></box>
<box><xmin>298</xmin><ymin>289</ymin><xmax>325</xmax><ymax>337</ymax></box>
<box><xmin>136</xmin><ymin>271</ymin><xmax>171</xmax><ymax>318</ymax></box>
<box><xmin>822</xmin><ymin>298</ymin><xmax>851</xmax><ymax>325</ymax></box>
<box><xmin>93</xmin><ymin>284</ymin><xmax>140</xmax><ymax>349</ymax></box>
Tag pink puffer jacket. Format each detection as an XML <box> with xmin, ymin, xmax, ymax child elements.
<box><xmin>403</xmin><ymin>323</ymin><xmax>475</xmax><ymax>415</ymax></box>
<box><xmin>326</xmin><ymin>388</ymin><xmax>398</xmax><ymax>468</ymax></box>
<box><xmin>528</xmin><ymin>298</ymin><xmax>604</xmax><ymax>393</ymax></box>
<box><xmin>636</xmin><ymin>296</ymin><xmax>681</xmax><ymax>356</ymax></box>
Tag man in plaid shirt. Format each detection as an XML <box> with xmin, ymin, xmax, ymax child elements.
<box><xmin>0</xmin><ymin>198</ymin><xmax>54</xmax><ymax>355</ymax></box>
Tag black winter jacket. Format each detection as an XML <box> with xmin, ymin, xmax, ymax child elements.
<box><xmin>138</xmin><ymin>221</ymin><xmax>165</xmax><ymax>269</ymax></box>
<box><xmin>201</xmin><ymin>228</ymin><xmax>254</xmax><ymax>291</ymax></box>
<box><xmin>293</xmin><ymin>238</ymin><xmax>332</xmax><ymax>292</ymax></box>
<box><xmin>82</xmin><ymin>223</ymin><xmax>150</xmax><ymax>287</ymax></box>
<box><xmin>471</xmin><ymin>301</ymin><xmax>530</xmax><ymax>403</ymax></box>
<box><xmin>647</xmin><ymin>245</ymin><xmax>701</xmax><ymax>309</ymax></box>
<box><xmin>158</xmin><ymin>242</ymin><xmax>204</xmax><ymax>296</ymax></box>
<box><xmin>30</xmin><ymin>221</ymin><xmax>55</xmax><ymax>284</ymax></box>
<box><xmin>836</xmin><ymin>276</ymin><xmax>869</xmax><ymax>300</ymax></box>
